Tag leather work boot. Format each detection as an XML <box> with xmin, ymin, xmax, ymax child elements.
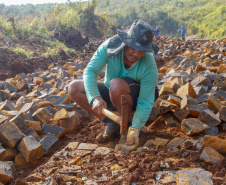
<box><xmin>96</xmin><ymin>122</ymin><xmax>120</xmax><ymax>143</ymax></box>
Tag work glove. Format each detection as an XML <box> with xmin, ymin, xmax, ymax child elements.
<box><xmin>126</xmin><ymin>127</ymin><xmax>139</xmax><ymax>146</ymax></box>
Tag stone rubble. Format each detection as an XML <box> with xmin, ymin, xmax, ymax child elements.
<box><xmin>0</xmin><ymin>36</ymin><xmax>225</xmax><ymax>184</ymax></box>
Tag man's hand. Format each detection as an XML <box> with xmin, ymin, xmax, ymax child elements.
<box><xmin>92</xmin><ymin>96</ymin><xmax>107</xmax><ymax>115</ymax></box>
<box><xmin>126</xmin><ymin>127</ymin><xmax>139</xmax><ymax>145</ymax></box>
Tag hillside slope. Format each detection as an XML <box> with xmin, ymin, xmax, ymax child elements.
<box><xmin>97</xmin><ymin>0</ymin><xmax>226</xmax><ymax>39</ymax></box>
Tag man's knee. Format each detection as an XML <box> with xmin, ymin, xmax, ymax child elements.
<box><xmin>109</xmin><ymin>78</ymin><xmax>130</xmax><ymax>96</ymax></box>
<box><xmin>68</xmin><ymin>80</ymin><xmax>84</xmax><ymax>99</ymax></box>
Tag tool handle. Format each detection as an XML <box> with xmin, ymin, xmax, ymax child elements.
<box><xmin>120</xmin><ymin>95</ymin><xmax>128</xmax><ymax>135</ymax></box>
<box><xmin>102</xmin><ymin>108</ymin><xmax>121</xmax><ymax>124</ymax></box>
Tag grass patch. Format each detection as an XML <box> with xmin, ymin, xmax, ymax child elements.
<box><xmin>12</xmin><ymin>47</ymin><xmax>34</xmax><ymax>58</ymax></box>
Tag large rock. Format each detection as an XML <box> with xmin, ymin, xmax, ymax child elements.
<box><xmin>173</xmin><ymin>109</ymin><xmax>190</xmax><ymax>121</ymax></box>
<box><xmin>32</xmin><ymin>107</ymin><xmax>52</xmax><ymax>125</ymax></box>
<box><xmin>58</xmin><ymin>111</ymin><xmax>81</xmax><ymax>132</ymax></box>
<box><xmin>41</xmin><ymin>124</ymin><xmax>66</xmax><ymax>138</ymax></box>
<box><xmin>176</xmin><ymin>168</ymin><xmax>213</xmax><ymax>185</ymax></box>
<box><xmin>207</xmin><ymin>95</ymin><xmax>221</xmax><ymax>111</ymax></box>
<box><xmin>181</xmin><ymin>118</ymin><xmax>208</xmax><ymax>135</ymax></box>
<box><xmin>0</xmin><ymin>121</ymin><xmax>24</xmax><ymax>148</ymax></box>
<box><xmin>40</xmin><ymin>133</ymin><xmax>58</xmax><ymax>155</ymax></box>
<box><xmin>18</xmin><ymin>136</ymin><xmax>43</xmax><ymax>163</ymax></box>
<box><xmin>218</xmin><ymin>106</ymin><xmax>226</xmax><ymax>122</ymax></box>
<box><xmin>198</xmin><ymin>109</ymin><xmax>221</xmax><ymax>127</ymax></box>
<box><xmin>203</xmin><ymin>135</ymin><xmax>226</xmax><ymax>155</ymax></box>
<box><xmin>200</xmin><ymin>147</ymin><xmax>224</xmax><ymax>164</ymax></box>
<box><xmin>166</xmin><ymin>137</ymin><xmax>186</xmax><ymax>148</ymax></box>
<box><xmin>177</xmin><ymin>82</ymin><xmax>197</xmax><ymax>99</ymax></box>
<box><xmin>0</xmin><ymin>161</ymin><xmax>13</xmax><ymax>184</ymax></box>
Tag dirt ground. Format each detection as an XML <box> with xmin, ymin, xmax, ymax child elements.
<box><xmin>11</xmin><ymin>115</ymin><xmax>226</xmax><ymax>184</ymax></box>
<box><xmin>0</xmin><ymin>28</ymin><xmax>89</xmax><ymax>80</ymax></box>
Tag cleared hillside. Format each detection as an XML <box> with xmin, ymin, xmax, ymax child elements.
<box><xmin>96</xmin><ymin>0</ymin><xmax>226</xmax><ymax>39</ymax></box>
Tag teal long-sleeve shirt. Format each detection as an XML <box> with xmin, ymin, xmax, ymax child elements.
<box><xmin>83</xmin><ymin>39</ymin><xmax>158</xmax><ymax>131</ymax></box>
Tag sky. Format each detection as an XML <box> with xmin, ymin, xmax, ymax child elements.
<box><xmin>0</xmin><ymin>0</ymin><xmax>84</xmax><ymax>6</ymax></box>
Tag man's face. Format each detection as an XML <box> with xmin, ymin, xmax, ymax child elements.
<box><xmin>124</xmin><ymin>46</ymin><xmax>146</xmax><ymax>66</ymax></box>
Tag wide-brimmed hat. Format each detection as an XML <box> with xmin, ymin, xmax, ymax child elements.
<box><xmin>107</xmin><ymin>20</ymin><xmax>159</xmax><ymax>57</ymax></box>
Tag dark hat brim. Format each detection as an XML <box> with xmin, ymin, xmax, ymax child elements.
<box><xmin>117</xmin><ymin>29</ymin><xmax>159</xmax><ymax>53</ymax></box>
<box><xmin>106</xmin><ymin>34</ymin><xmax>125</xmax><ymax>57</ymax></box>
<box><xmin>107</xmin><ymin>29</ymin><xmax>159</xmax><ymax>57</ymax></box>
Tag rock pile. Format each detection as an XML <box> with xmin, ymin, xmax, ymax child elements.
<box><xmin>0</xmin><ymin>36</ymin><xmax>225</xmax><ymax>184</ymax></box>
<box><xmin>151</xmin><ymin>37</ymin><xmax>225</xmax><ymax>137</ymax></box>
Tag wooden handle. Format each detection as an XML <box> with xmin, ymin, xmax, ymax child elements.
<box><xmin>102</xmin><ymin>108</ymin><xmax>121</xmax><ymax>124</ymax></box>
<box><xmin>120</xmin><ymin>95</ymin><xmax>128</xmax><ymax>135</ymax></box>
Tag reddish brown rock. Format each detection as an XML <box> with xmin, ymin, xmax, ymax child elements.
<box><xmin>203</xmin><ymin>135</ymin><xmax>226</xmax><ymax>155</ymax></box>
<box><xmin>200</xmin><ymin>147</ymin><xmax>224</xmax><ymax>164</ymax></box>
<box><xmin>198</xmin><ymin>109</ymin><xmax>221</xmax><ymax>127</ymax></box>
<box><xmin>177</xmin><ymin>82</ymin><xmax>197</xmax><ymax>99</ymax></box>
<box><xmin>181</xmin><ymin>118</ymin><xmax>208</xmax><ymax>135</ymax></box>
<box><xmin>173</xmin><ymin>109</ymin><xmax>190</xmax><ymax>121</ymax></box>
<box><xmin>18</xmin><ymin>136</ymin><xmax>43</xmax><ymax>163</ymax></box>
<box><xmin>0</xmin><ymin>121</ymin><xmax>24</xmax><ymax>148</ymax></box>
<box><xmin>207</xmin><ymin>95</ymin><xmax>221</xmax><ymax>111</ymax></box>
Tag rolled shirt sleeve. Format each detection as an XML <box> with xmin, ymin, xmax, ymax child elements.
<box><xmin>83</xmin><ymin>40</ymin><xmax>109</xmax><ymax>105</ymax></box>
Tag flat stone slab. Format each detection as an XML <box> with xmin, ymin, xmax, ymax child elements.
<box><xmin>115</xmin><ymin>144</ymin><xmax>138</xmax><ymax>153</ymax></box>
<box><xmin>93</xmin><ymin>147</ymin><xmax>113</xmax><ymax>155</ymax></box>
<box><xmin>166</xmin><ymin>137</ymin><xmax>186</xmax><ymax>148</ymax></box>
<box><xmin>73</xmin><ymin>150</ymin><xmax>93</xmax><ymax>157</ymax></box>
<box><xmin>176</xmin><ymin>168</ymin><xmax>213</xmax><ymax>185</ymax></box>
<box><xmin>145</xmin><ymin>138</ymin><xmax>169</xmax><ymax>147</ymax></box>
<box><xmin>200</xmin><ymin>147</ymin><xmax>224</xmax><ymax>164</ymax></box>
<box><xmin>63</xmin><ymin>142</ymin><xmax>79</xmax><ymax>151</ymax></box>
<box><xmin>181</xmin><ymin>118</ymin><xmax>208</xmax><ymax>135</ymax></box>
<box><xmin>77</xmin><ymin>143</ymin><xmax>98</xmax><ymax>151</ymax></box>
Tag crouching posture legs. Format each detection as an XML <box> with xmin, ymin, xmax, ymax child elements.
<box><xmin>68</xmin><ymin>77</ymin><xmax>135</xmax><ymax>142</ymax></box>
